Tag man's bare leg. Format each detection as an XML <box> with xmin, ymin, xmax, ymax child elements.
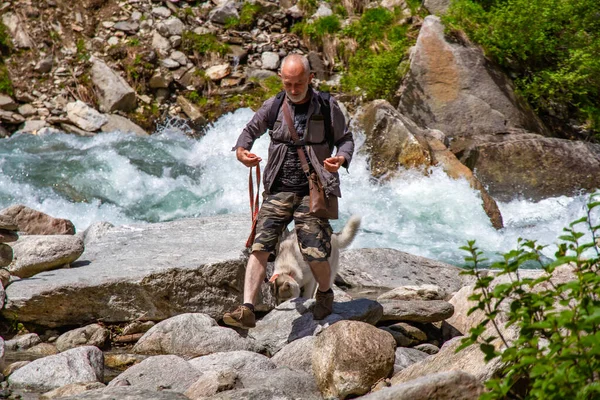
<box><xmin>243</xmin><ymin>250</ymin><xmax>270</xmax><ymax>305</ymax></box>
<box><xmin>308</xmin><ymin>260</ymin><xmax>332</xmax><ymax>292</ymax></box>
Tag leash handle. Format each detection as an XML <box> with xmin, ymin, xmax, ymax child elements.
<box><xmin>245</xmin><ymin>164</ymin><xmax>261</xmax><ymax>248</ymax></box>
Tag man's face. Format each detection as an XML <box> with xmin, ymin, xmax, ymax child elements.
<box><xmin>279</xmin><ymin>65</ymin><xmax>312</xmax><ymax>104</ymax></box>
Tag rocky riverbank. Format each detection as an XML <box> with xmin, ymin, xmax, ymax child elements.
<box><xmin>0</xmin><ymin>204</ymin><xmax>578</xmax><ymax>399</ymax></box>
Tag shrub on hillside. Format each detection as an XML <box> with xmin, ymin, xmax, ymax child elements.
<box><xmin>459</xmin><ymin>193</ymin><xmax>600</xmax><ymax>399</ymax></box>
<box><xmin>443</xmin><ymin>0</ymin><xmax>600</xmax><ymax>139</ymax></box>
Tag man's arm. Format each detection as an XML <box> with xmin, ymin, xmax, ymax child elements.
<box><xmin>329</xmin><ymin>97</ymin><xmax>354</xmax><ymax>170</ymax></box>
<box><xmin>232</xmin><ymin>97</ymin><xmax>276</xmax><ymax>160</ymax></box>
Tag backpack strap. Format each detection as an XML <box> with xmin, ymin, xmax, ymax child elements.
<box><xmin>267</xmin><ymin>91</ymin><xmax>286</xmax><ymax>131</ymax></box>
<box><xmin>267</xmin><ymin>90</ymin><xmax>334</xmax><ymax>151</ymax></box>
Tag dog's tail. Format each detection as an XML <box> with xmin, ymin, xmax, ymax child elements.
<box><xmin>335</xmin><ymin>215</ymin><xmax>361</xmax><ymax>249</ymax></box>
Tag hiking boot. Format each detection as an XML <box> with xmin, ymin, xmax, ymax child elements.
<box><xmin>223</xmin><ymin>305</ymin><xmax>256</xmax><ymax>329</ymax></box>
<box><xmin>313</xmin><ymin>290</ymin><xmax>334</xmax><ymax>320</ymax></box>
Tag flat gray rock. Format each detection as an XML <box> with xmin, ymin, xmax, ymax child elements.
<box><xmin>337</xmin><ymin>248</ymin><xmax>468</xmax><ymax>296</ymax></box>
<box><xmin>394</xmin><ymin>347</ymin><xmax>430</xmax><ymax>374</ymax></box>
<box><xmin>271</xmin><ymin>336</ymin><xmax>316</xmax><ymax>373</ymax></box>
<box><xmin>188</xmin><ymin>350</ymin><xmax>275</xmax><ymax>379</ymax></box>
<box><xmin>379</xmin><ymin>300</ymin><xmax>455</xmax><ymax>323</ymax></box>
<box><xmin>8</xmin><ymin>235</ymin><xmax>85</xmax><ymax>278</ymax></box>
<box><xmin>2</xmin><ymin>215</ymin><xmax>258</xmax><ymax>327</ymax></box>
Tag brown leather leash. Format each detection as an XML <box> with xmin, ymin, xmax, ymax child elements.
<box><xmin>245</xmin><ymin>164</ymin><xmax>261</xmax><ymax>248</ymax></box>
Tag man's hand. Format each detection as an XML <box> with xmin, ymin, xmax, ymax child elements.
<box><xmin>236</xmin><ymin>147</ymin><xmax>262</xmax><ymax>167</ymax></box>
<box><xmin>323</xmin><ymin>155</ymin><xmax>345</xmax><ymax>173</ymax></box>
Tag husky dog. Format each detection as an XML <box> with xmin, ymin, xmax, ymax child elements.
<box><xmin>269</xmin><ymin>215</ymin><xmax>361</xmax><ymax>304</ymax></box>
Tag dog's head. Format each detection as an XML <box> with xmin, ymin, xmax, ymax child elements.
<box><xmin>269</xmin><ymin>272</ymin><xmax>301</xmax><ymax>305</ymax></box>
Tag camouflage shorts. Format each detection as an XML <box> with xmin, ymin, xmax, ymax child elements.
<box><xmin>251</xmin><ymin>192</ymin><xmax>333</xmax><ymax>262</ymax></box>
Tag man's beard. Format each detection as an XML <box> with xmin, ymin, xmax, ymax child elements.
<box><xmin>286</xmin><ymin>87</ymin><xmax>309</xmax><ymax>103</ymax></box>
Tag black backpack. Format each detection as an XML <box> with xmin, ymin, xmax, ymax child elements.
<box><xmin>267</xmin><ymin>90</ymin><xmax>334</xmax><ymax>151</ymax></box>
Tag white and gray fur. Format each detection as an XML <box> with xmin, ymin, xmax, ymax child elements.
<box><xmin>270</xmin><ymin>215</ymin><xmax>361</xmax><ymax>304</ymax></box>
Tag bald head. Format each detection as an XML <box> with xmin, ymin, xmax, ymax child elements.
<box><xmin>279</xmin><ymin>54</ymin><xmax>312</xmax><ymax>104</ymax></box>
<box><xmin>280</xmin><ymin>54</ymin><xmax>311</xmax><ymax>78</ymax></box>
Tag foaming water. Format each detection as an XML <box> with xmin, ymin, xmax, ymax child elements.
<box><xmin>0</xmin><ymin>108</ymin><xmax>596</xmax><ymax>266</ymax></box>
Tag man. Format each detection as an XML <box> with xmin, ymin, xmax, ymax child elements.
<box><xmin>223</xmin><ymin>54</ymin><xmax>354</xmax><ymax>329</ymax></box>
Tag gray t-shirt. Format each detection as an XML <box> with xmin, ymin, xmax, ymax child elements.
<box><xmin>271</xmin><ymin>101</ymin><xmax>311</xmax><ymax>195</ymax></box>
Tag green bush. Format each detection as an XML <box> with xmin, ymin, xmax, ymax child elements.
<box><xmin>292</xmin><ymin>15</ymin><xmax>341</xmax><ymax>44</ymax></box>
<box><xmin>459</xmin><ymin>193</ymin><xmax>600</xmax><ymax>399</ymax></box>
<box><xmin>443</xmin><ymin>0</ymin><xmax>600</xmax><ymax>137</ymax></box>
<box><xmin>343</xmin><ymin>7</ymin><xmax>395</xmax><ymax>45</ymax></box>
<box><xmin>0</xmin><ymin>20</ymin><xmax>11</xmax><ymax>57</ymax></box>
<box><xmin>0</xmin><ymin>64</ymin><xmax>13</xmax><ymax>95</ymax></box>
<box><xmin>181</xmin><ymin>32</ymin><xmax>229</xmax><ymax>57</ymax></box>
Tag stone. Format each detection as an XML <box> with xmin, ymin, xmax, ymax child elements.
<box><xmin>388</xmin><ymin>322</ymin><xmax>428</xmax><ymax>342</ymax></box>
<box><xmin>40</xmin><ymin>382</ymin><xmax>106</xmax><ymax>400</ymax></box>
<box><xmin>0</xmin><ymin>214</ymin><xmax>17</xmax><ymax>230</ymax></box>
<box><xmin>312</xmin><ymin>3</ymin><xmax>333</xmax><ymax>18</ymax></box>
<box><xmin>337</xmin><ymin>248</ymin><xmax>470</xmax><ymax>294</ymax></box>
<box><xmin>100</xmin><ymin>114</ymin><xmax>148</xmax><ymax>136</ymax></box>
<box><xmin>393</xmin><ymin>347</ymin><xmax>430</xmax><ymax>374</ymax></box>
<box><xmin>184</xmin><ymin>369</ymin><xmax>237</xmax><ymax>399</ymax></box>
<box><xmin>8</xmin><ymin>235</ymin><xmax>84</xmax><ymax>278</ymax></box>
<box><xmin>170</xmin><ymin>51</ymin><xmax>188</xmax><ymax>66</ymax></box>
<box><xmin>249</xmin><ymin>297</ymin><xmax>383</xmax><ymax>355</ymax></box>
<box><xmin>149</xmin><ymin>74</ymin><xmax>171</xmax><ymax>89</ymax></box>
<box><xmin>453</xmin><ymin>132</ymin><xmax>600</xmax><ymax>202</ymax></box>
<box><xmin>379</xmin><ymin>300</ymin><xmax>454</xmax><ymax>323</ymax></box>
<box><xmin>8</xmin><ymin>346</ymin><xmax>104</xmax><ymax>391</ymax></box>
<box><xmin>313</xmin><ymin>320</ymin><xmax>396</xmax><ymax>399</ymax></box>
<box><xmin>133</xmin><ymin>313</ymin><xmax>260</xmax><ymax>357</ymax></box>
<box><xmin>17</xmin><ymin>103</ymin><xmax>37</xmax><ymax>117</ymax></box>
<box><xmin>378</xmin><ymin>284</ymin><xmax>444</xmax><ymax>301</ymax></box>
<box><xmin>3</xmin><ymin>361</ymin><xmax>30</xmax><ymax>378</ymax></box>
<box><xmin>113</xmin><ymin>21</ymin><xmax>139</xmax><ymax>34</ymax></box>
<box><xmin>2</xmin><ymin>215</ymin><xmax>273</xmax><ymax>328</ymax></box>
<box><xmin>397</xmin><ymin>16</ymin><xmax>548</xmax><ymax>138</ymax></box>
<box><xmin>121</xmin><ymin>321</ymin><xmax>155</xmax><ymax>336</ymax></box>
<box><xmin>152</xmin><ymin>6</ymin><xmax>172</xmax><ymax>18</ymax></box>
<box><xmin>55</xmin><ymin>324</ymin><xmax>110</xmax><ymax>352</ymax></box>
<box><xmin>380</xmin><ymin>327</ymin><xmax>412</xmax><ymax>347</ymax></box>
<box><xmin>391</xmin><ymin>337</ymin><xmax>503</xmax><ymax>385</ymax></box>
<box><xmin>160</xmin><ymin>58</ymin><xmax>180</xmax><ymax>69</ymax></box>
<box><xmin>424</xmin><ymin>0</ymin><xmax>451</xmax><ymax>15</ymax></box>
<box><xmin>261</xmin><ymin>52</ymin><xmax>280</xmax><ymax>70</ymax></box>
<box><xmin>0</xmin><ymin>109</ymin><xmax>25</xmax><ymax>124</ymax></box>
<box><xmin>1</xmin><ymin>13</ymin><xmax>34</xmax><ymax>48</ymax></box>
<box><xmin>0</xmin><ymin>243</ymin><xmax>12</xmax><ymax>267</ymax></box>
<box><xmin>176</xmin><ymin>95</ymin><xmax>205</xmax><ymax>124</ymax></box>
<box><xmin>56</xmin><ymin>386</ymin><xmax>190</xmax><ymax>399</ymax></box>
<box><xmin>107</xmin><ymin>355</ymin><xmax>201</xmax><ymax>393</ymax></box>
<box><xmin>247</xmin><ymin>68</ymin><xmax>277</xmax><ymax>80</ymax></box>
<box><xmin>90</xmin><ymin>57</ymin><xmax>137</xmax><ymax>113</ymax></box>
<box><xmin>414</xmin><ymin>343</ymin><xmax>440</xmax><ymax>355</ymax></box>
<box><xmin>270</xmin><ymin>336</ymin><xmax>316</xmax><ymax>373</ymax></box>
<box><xmin>208</xmin><ymin>1</ymin><xmax>239</xmax><ymax>24</ymax></box>
<box><xmin>0</xmin><ymin>268</ymin><xmax>10</xmax><ymax>287</ymax></box>
<box><xmin>189</xmin><ymin>350</ymin><xmax>275</xmax><ymax>379</ymax></box>
<box><xmin>206</xmin><ymin>64</ymin><xmax>231</xmax><ymax>81</ymax></box>
<box><xmin>0</xmin><ymin>94</ymin><xmax>18</xmax><ymax>111</ymax></box>
<box><xmin>156</xmin><ymin>17</ymin><xmax>186</xmax><ymax>37</ymax></box>
<box><xmin>26</xmin><ymin>343</ymin><xmax>59</xmax><ymax>357</ymax></box>
<box><xmin>16</xmin><ymin>119</ymin><xmax>48</xmax><ymax>134</ymax></box>
<box><xmin>4</xmin><ymin>333</ymin><xmax>42</xmax><ymax>351</ymax></box>
<box><xmin>151</xmin><ymin>31</ymin><xmax>171</xmax><ymax>57</ymax></box>
<box><xmin>66</xmin><ymin>101</ymin><xmax>107</xmax><ymax>132</ymax></box>
<box><xmin>361</xmin><ymin>371</ymin><xmax>483</xmax><ymax>400</ymax></box>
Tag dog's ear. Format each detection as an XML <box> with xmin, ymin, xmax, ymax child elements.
<box><xmin>268</xmin><ymin>273</ymin><xmax>279</xmax><ymax>283</ymax></box>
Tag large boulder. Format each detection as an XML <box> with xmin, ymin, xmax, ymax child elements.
<box><xmin>133</xmin><ymin>313</ymin><xmax>261</xmax><ymax>357</ymax></box>
<box><xmin>397</xmin><ymin>16</ymin><xmax>548</xmax><ymax>138</ymax></box>
<box><xmin>452</xmin><ymin>132</ymin><xmax>600</xmax><ymax>201</ymax></box>
<box><xmin>1</xmin><ymin>205</ymin><xmax>75</xmax><ymax>235</ymax></box>
<box><xmin>270</xmin><ymin>336</ymin><xmax>316</xmax><ymax>373</ymax></box>
<box><xmin>58</xmin><ymin>386</ymin><xmax>189</xmax><ymax>399</ymax></box>
<box><xmin>188</xmin><ymin>350</ymin><xmax>275</xmax><ymax>379</ymax></box>
<box><xmin>90</xmin><ymin>57</ymin><xmax>136</xmax><ymax>113</ymax></box>
<box><xmin>100</xmin><ymin>114</ymin><xmax>148</xmax><ymax>136</ymax></box>
<box><xmin>66</xmin><ymin>101</ymin><xmax>108</xmax><ymax>132</ymax></box>
<box><xmin>8</xmin><ymin>346</ymin><xmax>104</xmax><ymax>391</ymax></box>
<box><xmin>337</xmin><ymin>248</ymin><xmax>471</xmax><ymax>296</ymax></box>
<box><xmin>312</xmin><ymin>320</ymin><xmax>396</xmax><ymax>399</ymax></box>
<box><xmin>8</xmin><ymin>235</ymin><xmax>85</xmax><ymax>278</ymax></box>
<box><xmin>2</xmin><ymin>215</ymin><xmax>271</xmax><ymax>327</ymax></box>
<box><xmin>1</xmin><ymin>13</ymin><xmax>34</xmax><ymax>48</ymax></box>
